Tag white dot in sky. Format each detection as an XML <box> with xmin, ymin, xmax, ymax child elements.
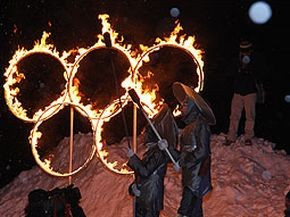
<box><xmin>285</xmin><ymin>95</ymin><xmax>290</xmax><ymax>103</ymax></box>
<box><xmin>249</xmin><ymin>1</ymin><xmax>272</xmax><ymax>24</ymax></box>
<box><xmin>170</xmin><ymin>7</ymin><xmax>180</xmax><ymax>18</ymax></box>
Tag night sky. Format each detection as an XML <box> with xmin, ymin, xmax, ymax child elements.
<box><xmin>1</xmin><ymin>0</ymin><xmax>289</xmax><ymax>188</ymax></box>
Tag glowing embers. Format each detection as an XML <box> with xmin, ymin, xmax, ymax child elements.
<box><xmin>4</xmin><ymin>42</ymin><xmax>69</xmax><ymax>123</ymax></box>
<box><xmin>69</xmin><ymin>46</ymin><xmax>132</xmax><ymax>119</ymax></box>
<box><xmin>29</xmin><ymin>103</ymin><xmax>97</xmax><ymax>177</ymax></box>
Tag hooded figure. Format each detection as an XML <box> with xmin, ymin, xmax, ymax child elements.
<box><xmin>172</xmin><ymin>82</ymin><xmax>215</xmax><ymax>217</ymax></box>
<box><xmin>127</xmin><ymin>103</ymin><xmax>178</xmax><ymax>217</ymax></box>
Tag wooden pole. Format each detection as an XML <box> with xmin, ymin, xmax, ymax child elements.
<box><xmin>132</xmin><ymin>103</ymin><xmax>138</xmax><ymax>217</ymax></box>
<box><xmin>69</xmin><ymin>106</ymin><xmax>74</xmax><ymax>185</ymax></box>
<box><xmin>133</xmin><ymin>104</ymin><xmax>137</xmax><ymax>153</ymax></box>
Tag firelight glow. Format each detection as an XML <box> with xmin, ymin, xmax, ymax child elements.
<box><xmin>4</xmin><ymin>14</ymin><xmax>205</xmax><ymax>176</ymax></box>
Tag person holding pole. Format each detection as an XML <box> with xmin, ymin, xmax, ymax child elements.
<box><xmin>127</xmin><ymin>103</ymin><xmax>179</xmax><ymax>217</ymax></box>
<box><xmin>172</xmin><ymin>82</ymin><xmax>215</xmax><ymax>217</ymax></box>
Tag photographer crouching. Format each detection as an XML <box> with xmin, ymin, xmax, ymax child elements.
<box><xmin>25</xmin><ymin>184</ymin><xmax>86</xmax><ymax>217</ymax></box>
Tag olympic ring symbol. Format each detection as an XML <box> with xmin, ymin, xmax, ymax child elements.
<box><xmin>3</xmin><ymin>14</ymin><xmax>205</xmax><ymax>177</ymax></box>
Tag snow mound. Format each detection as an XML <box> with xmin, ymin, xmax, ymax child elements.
<box><xmin>0</xmin><ymin>133</ymin><xmax>289</xmax><ymax>217</ymax></box>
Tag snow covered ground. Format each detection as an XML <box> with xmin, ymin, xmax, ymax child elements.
<box><xmin>0</xmin><ymin>133</ymin><xmax>289</xmax><ymax>217</ymax></box>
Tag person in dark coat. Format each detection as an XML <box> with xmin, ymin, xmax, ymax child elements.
<box><xmin>127</xmin><ymin>103</ymin><xmax>179</xmax><ymax>217</ymax></box>
<box><xmin>172</xmin><ymin>82</ymin><xmax>216</xmax><ymax>217</ymax></box>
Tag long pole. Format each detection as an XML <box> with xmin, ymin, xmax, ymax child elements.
<box><xmin>132</xmin><ymin>104</ymin><xmax>138</xmax><ymax>217</ymax></box>
<box><xmin>133</xmin><ymin>104</ymin><xmax>137</xmax><ymax>153</ymax></box>
<box><xmin>140</xmin><ymin>108</ymin><xmax>178</xmax><ymax>165</ymax></box>
<box><xmin>128</xmin><ymin>89</ymin><xmax>178</xmax><ymax>166</ymax></box>
<box><xmin>69</xmin><ymin>106</ymin><xmax>74</xmax><ymax>185</ymax></box>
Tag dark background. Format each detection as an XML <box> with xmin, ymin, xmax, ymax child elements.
<box><xmin>0</xmin><ymin>0</ymin><xmax>289</xmax><ymax>188</ymax></box>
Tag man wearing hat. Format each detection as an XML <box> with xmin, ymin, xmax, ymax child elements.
<box><xmin>172</xmin><ymin>82</ymin><xmax>215</xmax><ymax>217</ymax></box>
<box><xmin>225</xmin><ymin>39</ymin><xmax>263</xmax><ymax>146</ymax></box>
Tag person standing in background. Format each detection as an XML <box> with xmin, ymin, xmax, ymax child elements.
<box><xmin>225</xmin><ymin>39</ymin><xmax>265</xmax><ymax>146</ymax></box>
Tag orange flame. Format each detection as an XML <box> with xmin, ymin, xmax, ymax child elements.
<box><xmin>3</xmin><ymin>31</ymin><xmax>71</xmax><ymax>123</ymax></box>
<box><xmin>4</xmin><ymin>14</ymin><xmax>205</xmax><ymax>177</ymax></box>
<box><xmin>29</xmin><ymin>103</ymin><xmax>98</xmax><ymax>177</ymax></box>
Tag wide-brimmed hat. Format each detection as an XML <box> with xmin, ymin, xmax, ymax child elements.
<box><xmin>172</xmin><ymin>82</ymin><xmax>216</xmax><ymax>125</ymax></box>
<box><xmin>240</xmin><ymin>40</ymin><xmax>253</xmax><ymax>49</ymax></box>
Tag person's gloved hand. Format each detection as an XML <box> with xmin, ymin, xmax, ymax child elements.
<box><xmin>157</xmin><ymin>139</ymin><xmax>168</xmax><ymax>150</ymax></box>
<box><xmin>131</xmin><ymin>183</ymin><xmax>141</xmax><ymax>197</ymax></box>
<box><xmin>182</xmin><ymin>145</ymin><xmax>196</xmax><ymax>152</ymax></box>
<box><xmin>127</xmin><ymin>148</ymin><xmax>135</xmax><ymax>158</ymax></box>
<box><xmin>173</xmin><ymin>162</ymin><xmax>181</xmax><ymax>172</ymax></box>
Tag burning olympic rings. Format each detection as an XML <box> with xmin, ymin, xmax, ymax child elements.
<box><xmin>29</xmin><ymin>102</ymin><xmax>99</xmax><ymax>177</ymax></box>
<box><xmin>134</xmin><ymin>44</ymin><xmax>204</xmax><ymax>93</ymax></box>
<box><xmin>3</xmin><ymin>15</ymin><xmax>205</xmax><ymax>177</ymax></box>
<box><xmin>3</xmin><ymin>50</ymin><xmax>69</xmax><ymax>123</ymax></box>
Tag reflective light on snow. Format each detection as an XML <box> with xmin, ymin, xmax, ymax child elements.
<box><xmin>0</xmin><ymin>133</ymin><xmax>289</xmax><ymax>217</ymax></box>
<box><xmin>249</xmin><ymin>1</ymin><xmax>272</xmax><ymax>24</ymax></box>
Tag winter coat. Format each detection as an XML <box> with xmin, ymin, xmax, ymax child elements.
<box><xmin>179</xmin><ymin>116</ymin><xmax>212</xmax><ymax>197</ymax></box>
<box><xmin>128</xmin><ymin>146</ymin><xmax>169</xmax><ymax>212</ymax></box>
<box><xmin>233</xmin><ymin>71</ymin><xmax>257</xmax><ymax>96</ymax></box>
<box><xmin>127</xmin><ymin>103</ymin><xmax>178</xmax><ymax>213</ymax></box>
<box><xmin>232</xmin><ymin>50</ymin><xmax>266</xmax><ymax>96</ymax></box>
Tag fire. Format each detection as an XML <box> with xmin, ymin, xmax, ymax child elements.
<box><xmin>4</xmin><ymin>14</ymin><xmax>205</xmax><ymax>177</ymax></box>
<box><xmin>70</xmin><ymin>16</ymin><xmax>205</xmax><ymax>176</ymax></box>
<box><xmin>137</xmin><ymin>20</ymin><xmax>204</xmax><ymax>93</ymax></box>
<box><xmin>3</xmin><ymin>31</ymin><xmax>71</xmax><ymax>123</ymax></box>
<box><xmin>29</xmin><ymin>103</ymin><xmax>98</xmax><ymax>177</ymax></box>
<box><xmin>121</xmin><ymin>71</ymin><xmax>162</xmax><ymax>118</ymax></box>
<box><xmin>95</xmin><ymin>118</ymin><xmax>133</xmax><ymax>175</ymax></box>
<box><xmin>173</xmin><ymin>104</ymin><xmax>182</xmax><ymax>117</ymax></box>
<box><xmin>67</xmin><ymin>14</ymin><xmax>136</xmax><ymax>120</ymax></box>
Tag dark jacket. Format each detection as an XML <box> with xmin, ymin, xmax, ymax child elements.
<box><xmin>127</xmin><ymin>104</ymin><xmax>178</xmax><ymax>212</ymax></box>
<box><xmin>233</xmin><ymin>51</ymin><xmax>266</xmax><ymax>96</ymax></box>
<box><xmin>233</xmin><ymin>71</ymin><xmax>257</xmax><ymax>96</ymax></box>
<box><xmin>127</xmin><ymin>146</ymin><xmax>169</xmax><ymax>212</ymax></box>
<box><xmin>179</xmin><ymin>116</ymin><xmax>212</xmax><ymax>197</ymax></box>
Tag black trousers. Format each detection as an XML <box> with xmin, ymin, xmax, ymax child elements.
<box><xmin>134</xmin><ymin>202</ymin><xmax>160</xmax><ymax>217</ymax></box>
<box><xmin>177</xmin><ymin>187</ymin><xmax>203</xmax><ymax>217</ymax></box>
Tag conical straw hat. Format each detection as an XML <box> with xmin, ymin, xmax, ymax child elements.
<box><xmin>172</xmin><ymin>82</ymin><xmax>216</xmax><ymax>125</ymax></box>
